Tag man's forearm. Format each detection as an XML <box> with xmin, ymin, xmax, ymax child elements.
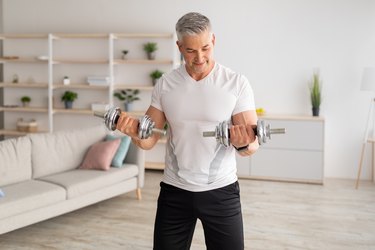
<box><xmin>131</xmin><ymin>136</ymin><xmax>159</xmax><ymax>150</ymax></box>
<box><xmin>237</xmin><ymin>139</ymin><xmax>259</xmax><ymax>157</ymax></box>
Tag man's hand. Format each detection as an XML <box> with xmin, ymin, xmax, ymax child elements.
<box><xmin>116</xmin><ymin>112</ymin><xmax>139</xmax><ymax>139</ymax></box>
<box><xmin>229</xmin><ymin>124</ymin><xmax>256</xmax><ymax>149</ymax></box>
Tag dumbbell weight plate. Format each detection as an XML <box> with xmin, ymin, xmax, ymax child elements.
<box><xmin>95</xmin><ymin>107</ymin><xmax>167</xmax><ymax>139</ymax></box>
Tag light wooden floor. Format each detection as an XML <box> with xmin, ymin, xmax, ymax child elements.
<box><xmin>1</xmin><ymin>170</ymin><xmax>375</xmax><ymax>250</ymax></box>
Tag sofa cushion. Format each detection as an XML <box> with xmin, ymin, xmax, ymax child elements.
<box><xmin>0</xmin><ymin>136</ymin><xmax>32</xmax><ymax>186</ymax></box>
<box><xmin>80</xmin><ymin>138</ymin><xmax>121</xmax><ymax>170</ymax></box>
<box><xmin>0</xmin><ymin>180</ymin><xmax>66</xmax><ymax>220</ymax></box>
<box><xmin>105</xmin><ymin>134</ymin><xmax>131</xmax><ymax>168</ymax></box>
<box><xmin>38</xmin><ymin>164</ymin><xmax>139</xmax><ymax>199</ymax></box>
<box><xmin>30</xmin><ymin>125</ymin><xmax>108</xmax><ymax>178</ymax></box>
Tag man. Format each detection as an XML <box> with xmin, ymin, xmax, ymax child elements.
<box><xmin>117</xmin><ymin>12</ymin><xmax>259</xmax><ymax>250</ymax></box>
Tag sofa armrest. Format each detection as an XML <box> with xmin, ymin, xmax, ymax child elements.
<box><xmin>124</xmin><ymin>142</ymin><xmax>145</xmax><ymax>188</ymax></box>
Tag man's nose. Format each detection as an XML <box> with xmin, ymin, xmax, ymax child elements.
<box><xmin>196</xmin><ymin>51</ymin><xmax>204</xmax><ymax>61</ymax></box>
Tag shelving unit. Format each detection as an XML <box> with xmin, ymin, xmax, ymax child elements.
<box><xmin>1</xmin><ymin>32</ymin><xmax>177</xmax><ymax>170</ymax></box>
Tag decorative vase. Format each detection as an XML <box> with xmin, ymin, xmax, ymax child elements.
<box><xmin>312</xmin><ymin>107</ymin><xmax>320</xmax><ymax>117</ymax></box>
<box><xmin>124</xmin><ymin>102</ymin><xmax>132</xmax><ymax>112</ymax></box>
<box><xmin>65</xmin><ymin>101</ymin><xmax>73</xmax><ymax>109</ymax></box>
<box><xmin>63</xmin><ymin>77</ymin><xmax>70</xmax><ymax>85</ymax></box>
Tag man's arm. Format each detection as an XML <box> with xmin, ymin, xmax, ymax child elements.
<box><xmin>230</xmin><ymin>110</ymin><xmax>259</xmax><ymax>156</ymax></box>
<box><xmin>116</xmin><ymin>105</ymin><xmax>166</xmax><ymax>150</ymax></box>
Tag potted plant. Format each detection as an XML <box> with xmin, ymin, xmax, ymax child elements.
<box><xmin>143</xmin><ymin>42</ymin><xmax>158</xmax><ymax>60</ymax></box>
<box><xmin>309</xmin><ymin>73</ymin><xmax>322</xmax><ymax>116</ymax></box>
<box><xmin>21</xmin><ymin>96</ymin><xmax>31</xmax><ymax>107</ymax></box>
<box><xmin>61</xmin><ymin>90</ymin><xmax>78</xmax><ymax>109</ymax></box>
<box><xmin>122</xmin><ymin>50</ymin><xmax>129</xmax><ymax>60</ymax></box>
<box><xmin>12</xmin><ymin>74</ymin><xmax>19</xmax><ymax>84</ymax></box>
<box><xmin>150</xmin><ymin>70</ymin><xmax>164</xmax><ymax>86</ymax></box>
<box><xmin>63</xmin><ymin>76</ymin><xmax>70</xmax><ymax>85</ymax></box>
<box><xmin>114</xmin><ymin>89</ymin><xmax>140</xmax><ymax>111</ymax></box>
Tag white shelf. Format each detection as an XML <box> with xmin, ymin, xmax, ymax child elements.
<box><xmin>0</xmin><ymin>58</ymin><xmax>48</xmax><ymax>64</ymax></box>
<box><xmin>0</xmin><ymin>83</ymin><xmax>48</xmax><ymax>88</ymax></box>
<box><xmin>114</xmin><ymin>85</ymin><xmax>153</xmax><ymax>91</ymax></box>
<box><xmin>53</xmin><ymin>108</ymin><xmax>94</xmax><ymax>115</ymax></box>
<box><xmin>113</xmin><ymin>33</ymin><xmax>173</xmax><ymax>39</ymax></box>
<box><xmin>53</xmin><ymin>84</ymin><xmax>109</xmax><ymax>90</ymax></box>
<box><xmin>0</xmin><ymin>34</ymin><xmax>48</xmax><ymax>39</ymax></box>
<box><xmin>0</xmin><ymin>129</ymin><xmax>49</xmax><ymax>136</ymax></box>
<box><xmin>53</xmin><ymin>59</ymin><xmax>109</xmax><ymax>64</ymax></box>
<box><xmin>259</xmin><ymin>113</ymin><xmax>325</xmax><ymax>122</ymax></box>
<box><xmin>113</xmin><ymin>59</ymin><xmax>173</xmax><ymax>65</ymax></box>
<box><xmin>0</xmin><ymin>106</ymin><xmax>48</xmax><ymax>113</ymax></box>
<box><xmin>52</xmin><ymin>33</ymin><xmax>109</xmax><ymax>39</ymax></box>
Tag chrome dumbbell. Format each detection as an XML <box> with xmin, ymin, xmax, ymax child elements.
<box><xmin>202</xmin><ymin>120</ymin><xmax>286</xmax><ymax>147</ymax></box>
<box><xmin>94</xmin><ymin>107</ymin><xmax>166</xmax><ymax>139</ymax></box>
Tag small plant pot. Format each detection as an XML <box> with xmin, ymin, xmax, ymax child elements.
<box><xmin>22</xmin><ymin>102</ymin><xmax>30</xmax><ymax>107</ymax></box>
<box><xmin>124</xmin><ymin>102</ymin><xmax>133</xmax><ymax>112</ymax></box>
<box><xmin>152</xmin><ymin>79</ymin><xmax>158</xmax><ymax>86</ymax></box>
<box><xmin>65</xmin><ymin>101</ymin><xmax>73</xmax><ymax>109</ymax></box>
<box><xmin>147</xmin><ymin>52</ymin><xmax>156</xmax><ymax>60</ymax></box>
<box><xmin>312</xmin><ymin>107</ymin><xmax>320</xmax><ymax>117</ymax></box>
<box><xmin>63</xmin><ymin>78</ymin><xmax>70</xmax><ymax>85</ymax></box>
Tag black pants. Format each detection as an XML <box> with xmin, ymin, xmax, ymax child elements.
<box><xmin>153</xmin><ymin>181</ymin><xmax>244</xmax><ymax>250</ymax></box>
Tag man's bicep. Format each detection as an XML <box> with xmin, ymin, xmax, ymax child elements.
<box><xmin>232</xmin><ymin>110</ymin><xmax>257</xmax><ymax>126</ymax></box>
<box><xmin>146</xmin><ymin>105</ymin><xmax>166</xmax><ymax>129</ymax></box>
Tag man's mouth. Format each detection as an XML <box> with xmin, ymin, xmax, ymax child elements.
<box><xmin>194</xmin><ymin>62</ymin><xmax>205</xmax><ymax>66</ymax></box>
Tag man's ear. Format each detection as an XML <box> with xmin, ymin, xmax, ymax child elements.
<box><xmin>211</xmin><ymin>33</ymin><xmax>216</xmax><ymax>46</ymax></box>
<box><xmin>176</xmin><ymin>41</ymin><xmax>182</xmax><ymax>53</ymax></box>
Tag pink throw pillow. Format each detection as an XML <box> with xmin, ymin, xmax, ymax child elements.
<box><xmin>80</xmin><ymin>138</ymin><xmax>121</xmax><ymax>171</ymax></box>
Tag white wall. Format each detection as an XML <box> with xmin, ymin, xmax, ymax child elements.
<box><xmin>3</xmin><ymin>0</ymin><xmax>375</xmax><ymax>179</ymax></box>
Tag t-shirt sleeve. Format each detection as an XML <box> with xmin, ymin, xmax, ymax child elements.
<box><xmin>150</xmin><ymin>77</ymin><xmax>163</xmax><ymax>112</ymax></box>
<box><xmin>232</xmin><ymin>75</ymin><xmax>256</xmax><ymax>115</ymax></box>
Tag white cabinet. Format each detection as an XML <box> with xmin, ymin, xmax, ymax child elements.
<box><xmin>237</xmin><ymin>115</ymin><xmax>325</xmax><ymax>184</ymax></box>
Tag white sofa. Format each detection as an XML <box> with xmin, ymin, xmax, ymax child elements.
<box><xmin>0</xmin><ymin>125</ymin><xmax>144</xmax><ymax>235</ymax></box>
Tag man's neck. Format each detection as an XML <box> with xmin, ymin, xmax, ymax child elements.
<box><xmin>186</xmin><ymin>61</ymin><xmax>215</xmax><ymax>81</ymax></box>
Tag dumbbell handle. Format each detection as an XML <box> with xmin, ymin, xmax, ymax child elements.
<box><xmin>94</xmin><ymin>110</ymin><xmax>166</xmax><ymax>137</ymax></box>
<box><xmin>202</xmin><ymin>128</ymin><xmax>285</xmax><ymax>137</ymax></box>
<box><xmin>203</xmin><ymin>128</ymin><xmax>285</xmax><ymax>137</ymax></box>
<box><xmin>266</xmin><ymin>128</ymin><xmax>286</xmax><ymax>134</ymax></box>
<box><xmin>149</xmin><ymin>127</ymin><xmax>168</xmax><ymax>135</ymax></box>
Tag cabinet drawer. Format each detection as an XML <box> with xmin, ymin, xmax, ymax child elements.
<box><xmin>250</xmin><ymin>148</ymin><xmax>323</xmax><ymax>182</ymax></box>
<box><xmin>260</xmin><ymin>119</ymin><xmax>324</xmax><ymax>151</ymax></box>
<box><xmin>236</xmin><ymin>154</ymin><xmax>251</xmax><ymax>176</ymax></box>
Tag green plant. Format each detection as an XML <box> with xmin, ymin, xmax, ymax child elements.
<box><xmin>143</xmin><ymin>42</ymin><xmax>158</xmax><ymax>53</ymax></box>
<box><xmin>150</xmin><ymin>70</ymin><xmax>164</xmax><ymax>80</ymax></box>
<box><xmin>309</xmin><ymin>73</ymin><xmax>322</xmax><ymax>108</ymax></box>
<box><xmin>61</xmin><ymin>90</ymin><xmax>78</xmax><ymax>102</ymax></box>
<box><xmin>114</xmin><ymin>89</ymin><xmax>140</xmax><ymax>104</ymax></box>
<box><xmin>122</xmin><ymin>50</ymin><xmax>129</xmax><ymax>55</ymax></box>
<box><xmin>21</xmin><ymin>96</ymin><xmax>31</xmax><ymax>103</ymax></box>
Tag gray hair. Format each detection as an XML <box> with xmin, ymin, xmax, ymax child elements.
<box><xmin>175</xmin><ymin>12</ymin><xmax>212</xmax><ymax>41</ymax></box>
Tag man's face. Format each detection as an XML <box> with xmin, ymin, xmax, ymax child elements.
<box><xmin>177</xmin><ymin>30</ymin><xmax>215</xmax><ymax>79</ymax></box>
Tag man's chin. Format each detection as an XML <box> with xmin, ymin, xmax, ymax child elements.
<box><xmin>193</xmin><ymin>64</ymin><xmax>207</xmax><ymax>73</ymax></box>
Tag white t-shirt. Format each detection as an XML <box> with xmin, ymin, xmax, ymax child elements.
<box><xmin>151</xmin><ymin>62</ymin><xmax>255</xmax><ymax>192</ymax></box>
